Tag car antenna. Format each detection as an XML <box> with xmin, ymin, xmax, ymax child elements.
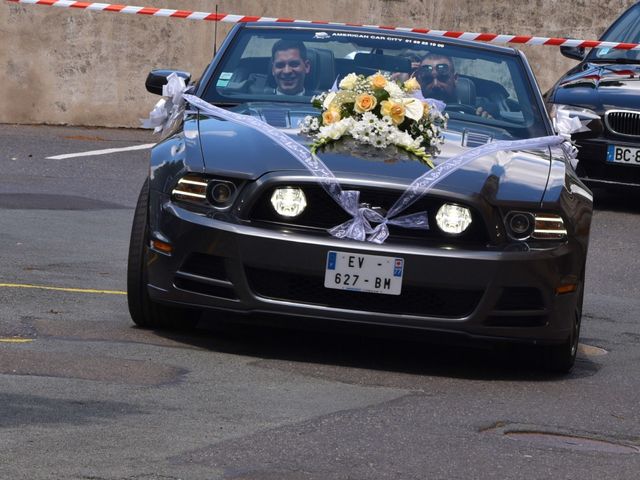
<box><xmin>213</xmin><ymin>4</ymin><xmax>219</xmax><ymax>56</ymax></box>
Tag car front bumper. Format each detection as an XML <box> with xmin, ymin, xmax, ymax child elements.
<box><xmin>576</xmin><ymin>137</ymin><xmax>640</xmax><ymax>188</ymax></box>
<box><xmin>146</xmin><ymin>194</ymin><xmax>584</xmax><ymax>346</ymax></box>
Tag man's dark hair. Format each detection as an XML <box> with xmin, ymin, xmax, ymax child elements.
<box><xmin>271</xmin><ymin>39</ymin><xmax>308</xmax><ymax>61</ymax></box>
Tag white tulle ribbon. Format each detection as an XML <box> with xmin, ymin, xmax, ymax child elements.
<box><xmin>553</xmin><ymin>107</ymin><xmax>595</xmax><ymax>169</ymax></box>
<box><xmin>143</xmin><ymin>74</ymin><xmax>582</xmax><ymax>244</ymax></box>
<box><xmin>140</xmin><ymin>73</ymin><xmax>189</xmax><ymax>133</ymax></box>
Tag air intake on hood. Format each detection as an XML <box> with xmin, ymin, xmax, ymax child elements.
<box><xmin>261</xmin><ymin>109</ymin><xmax>290</xmax><ymax>128</ymax></box>
<box><xmin>462</xmin><ymin>130</ymin><xmax>493</xmax><ymax>147</ymax></box>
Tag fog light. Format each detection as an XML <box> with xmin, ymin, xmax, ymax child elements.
<box><xmin>435</xmin><ymin>203</ymin><xmax>472</xmax><ymax>234</ymax></box>
<box><xmin>270</xmin><ymin>187</ymin><xmax>307</xmax><ymax>217</ymax></box>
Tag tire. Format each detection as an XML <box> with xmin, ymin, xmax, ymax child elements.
<box><xmin>126</xmin><ymin>179</ymin><xmax>200</xmax><ymax>330</ymax></box>
<box><xmin>540</xmin><ymin>285</ymin><xmax>583</xmax><ymax>373</ymax></box>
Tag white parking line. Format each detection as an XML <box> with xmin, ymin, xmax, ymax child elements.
<box><xmin>46</xmin><ymin>143</ymin><xmax>155</xmax><ymax>160</ymax></box>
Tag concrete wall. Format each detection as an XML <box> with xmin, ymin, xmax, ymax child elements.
<box><xmin>1</xmin><ymin>0</ymin><xmax>636</xmax><ymax>127</ymax></box>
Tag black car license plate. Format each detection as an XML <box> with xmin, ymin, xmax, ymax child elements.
<box><xmin>607</xmin><ymin>145</ymin><xmax>640</xmax><ymax>165</ymax></box>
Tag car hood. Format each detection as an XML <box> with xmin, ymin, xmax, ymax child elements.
<box><xmin>553</xmin><ymin>62</ymin><xmax>640</xmax><ymax>111</ymax></box>
<box><xmin>197</xmin><ymin>103</ymin><xmax>553</xmax><ymax>203</ymax></box>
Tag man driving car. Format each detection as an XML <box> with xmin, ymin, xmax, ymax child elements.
<box><xmin>415</xmin><ymin>53</ymin><xmax>494</xmax><ymax>118</ymax></box>
<box><xmin>270</xmin><ymin>39</ymin><xmax>311</xmax><ymax>95</ymax></box>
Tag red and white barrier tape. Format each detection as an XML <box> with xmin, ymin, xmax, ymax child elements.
<box><xmin>7</xmin><ymin>0</ymin><xmax>640</xmax><ymax>51</ymax></box>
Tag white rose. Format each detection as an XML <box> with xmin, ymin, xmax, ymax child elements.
<box><xmin>339</xmin><ymin>73</ymin><xmax>358</xmax><ymax>90</ymax></box>
<box><xmin>384</xmin><ymin>81</ymin><xmax>403</xmax><ymax>98</ymax></box>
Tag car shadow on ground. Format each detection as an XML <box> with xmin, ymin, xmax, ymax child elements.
<box><xmin>146</xmin><ymin>312</ymin><xmax>599</xmax><ymax>382</ymax></box>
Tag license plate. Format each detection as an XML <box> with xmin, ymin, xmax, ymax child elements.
<box><xmin>607</xmin><ymin>145</ymin><xmax>640</xmax><ymax>165</ymax></box>
<box><xmin>324</xmin><ymin>251</ymin><xmax>404</xmax><ymax>295</ymax></box>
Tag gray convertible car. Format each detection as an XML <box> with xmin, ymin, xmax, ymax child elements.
<box><xmin>127</xmin><ymin>22</ymin><xmax>595</xmax><ymax>372</ymax></box>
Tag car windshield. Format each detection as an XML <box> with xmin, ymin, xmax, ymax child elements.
<box><xmin>202</xmin><ymin>27</ymin><xmax>548</xmax><ymax>140</ymax></box>
<box><xmin>589</xmin><ymin>4</ymin><xmax>640</xmax><ymax>63</ymax></box>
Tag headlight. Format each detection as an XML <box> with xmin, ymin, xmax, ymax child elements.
<box><xmin>548</xmin><ymin>104</ymin><xmax>600</xmax><ymax>127</ymax></box>
<box><xmin>504</xmin><ymin>212</ymin><xmax>534</xmax><ymax>240</ymax></box>
<box><xmin>270</xmin><ymin>187</ymin><xmax>307</xmax><ymax>217</ymax></box>
<box><xmin>532</xmin><ymin>214</ymin><xmax>567</xmax><ymax>240</ymax></box>
<box><xmin>435</xmin><ymin>203</ymin><xmax>472</xmax><ymax>235</ymax></box>
<box><xmin>505</xmin><ymin>211</ymin><xmax>567</xmax><ymax>240</ymax></box>
<box><xmin>172</xmin><ymin>175</ymin><xmax>208</xmax><ymax>202</ymax></box>
<box><xmin>208</xmin><ymin>180</ymin><xmax>236</xmax><ymax>207</ymax></box>
<box><xmin>171</xmin><ymin>174</ymin><xmax>239</xmax><ymax>209</ymax></box>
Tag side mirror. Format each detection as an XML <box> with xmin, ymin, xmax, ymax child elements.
<box><xmin>560</xmin><ymin>46</ymin><xmax>586</xmax><ymax>61</ymax></box>
<box><xmin>145</xmin><ymin>69</ymin><xmax>192</xmax><ymax>95</ymax></box>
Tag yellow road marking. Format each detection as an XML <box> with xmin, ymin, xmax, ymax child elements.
<box><xmin>0</xmin><ymin>338</ymin><xmax>33</xmax><ymax>343</ymax></box>
<box><xmin>0</xmin><ymin>283</ymin><xmax>126</xmax><ymax>295</ymax></box>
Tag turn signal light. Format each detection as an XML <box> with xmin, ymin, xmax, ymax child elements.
<box><xmin>556</xmin><ymin>283</ymin><xmax>577</xmax><ymax>294</ymax></box>
<box><xmin>151</xmin><ymin>239</ymin><xmax>173</xmax><ymax>254</ymax></box>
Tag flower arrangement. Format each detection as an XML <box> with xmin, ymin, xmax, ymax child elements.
<box><xmin>300</xmin><ymin>72</ymin><xmax>448</xmax><ymax>168</ymax></box>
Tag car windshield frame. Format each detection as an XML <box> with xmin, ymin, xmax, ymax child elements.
<box><xmin>199</xmin><ymin>25</ymin><xmax>550</xmax><ymax>141</ymax></box>
<box><xmin>587</xmin><ymin>3</ymin><xmax>640</xmax><ymax>63</ymax></box>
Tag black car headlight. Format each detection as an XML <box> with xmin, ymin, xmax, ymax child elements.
<box><xmin>171</xmin><ymin>173</ymin><xmax>239</xmax><ymax>210</ymax></box>
<box><xmin>504</xmin><ymin>211</ymin><xmax>567</xmax><ymax>241</ymax></box>
<box><xmin>548</xmin><ymin>104</ymin><xmax>600</xmax><ymax>127</ymax></box>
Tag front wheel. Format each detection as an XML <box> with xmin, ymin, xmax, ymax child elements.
<box><xmin>126</xmin><ymin>179</ymin><xmax>200</xmax><ymax>330</ymax></box>
<box><xmin>540</xmin><ymin>286</ymin><xmax>583</xmax><ymax>373</ymax></box>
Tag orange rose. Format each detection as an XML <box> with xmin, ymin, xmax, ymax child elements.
<box><xmin>354</xmin><ymin>93</ymin><xmax>377</xmax><ymax>113</ymax></box>
<box><xmin>381</xmin><ymin>100</ymin><xmax>406</xmax><ymax>125</ymax></box>
<box><xmin>370</xmin><ymin>73</ymin><xmax>388</xmax><ymax>89</ymax></box>
<box><xmin>322</xmin><ymin>109</ymin><xmax>341</xmax><ymax>124</ymax></box>
<box><xmin>422</xmin><ymin>102</ymin><xmax>431</xmax><ymax>118</ymax></box>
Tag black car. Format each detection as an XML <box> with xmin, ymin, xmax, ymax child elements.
<box><xmin>128</xmin><ymin>22</ymin><xmax>595</xmax><ymax>372</ymax></box>
<box><xmin>546</xmin><ymin>1</ymin><xmax>640</xmax><ymax>189</ymax></box>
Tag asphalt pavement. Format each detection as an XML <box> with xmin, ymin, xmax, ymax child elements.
<box><xmin>1</xmin><ymin>124</ymin><xmax>639</xmax><ymax>479</ymax></box>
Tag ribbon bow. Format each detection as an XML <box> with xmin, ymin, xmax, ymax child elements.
<box><xmin>140</xmin><ymin>73</ymin><xmax>189</xmax><ymax>134</ymax></box>
<box><xmin>328</xmin><ymin>191</ymin><xmax>429</xmax><ymax>244</ymax></box>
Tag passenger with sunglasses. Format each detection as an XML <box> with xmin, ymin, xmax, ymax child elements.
<box><xmin>270</xmin><ymin>40</ymin><xmax>311</xmax><ymax>96</ymax></box>
<box><xmin>415</xmin><ymin>53</ymin><xmax>493</xmax><ymax>118</ymax></box>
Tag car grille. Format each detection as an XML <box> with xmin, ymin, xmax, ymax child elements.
<box><xmin>248</xmin><ymin>184</ymin><xmax>489</xmax><ymax>244</ymax></box>
<box><xmin>245</xmin><ymin>266</ymin><xmax>483</xmax><ymax>318</ymax></box>
<box><xmin>605</xmin><ymin>110</ymin><xmax>640</xmax><ymax>137</ymax></box>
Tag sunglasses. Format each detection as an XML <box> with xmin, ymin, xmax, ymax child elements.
<box><xmin>416</xmin><ymin>63</ymin><xmax>452</xmax><ymax>83</ymax></box>
<box><xmin>273</xmin><ymin>60</ymin><xmax>304</xmax><ymax>69</ymax></box>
